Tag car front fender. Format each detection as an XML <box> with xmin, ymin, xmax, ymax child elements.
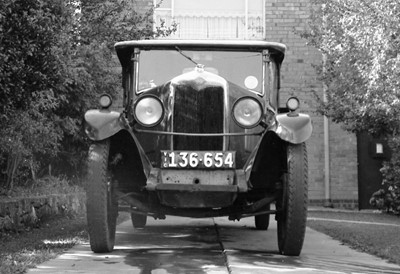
<box><xmin>84</xmin><ymin>109</ymin><xmax>124</xmax><ymax>141</ymax></box>
<box><xmin>274</xmin><ymin>113</ymin><xmax>312</xmax><ymax>144</ymax></box>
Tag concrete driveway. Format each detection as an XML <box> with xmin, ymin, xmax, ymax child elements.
<box><xmin>29</xmin><ymin>216</ymin><xmax>400</xmax><ymax>273</ymax></box>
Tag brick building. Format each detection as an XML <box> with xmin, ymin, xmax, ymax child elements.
<box><xmin>262</xmin><ymin>0</ymin><xmax>358</xmax><ymax>209</ymax></box>
<box><xmin>132</xmin><ymin>0</ymin><xmax>367</xmax><ymax>209</ymax></box>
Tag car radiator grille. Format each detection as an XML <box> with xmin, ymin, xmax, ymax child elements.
<box><xmin>173</xmin><ymin>85</ymin><xmax>224</xmax><ymax>150</ymax></box>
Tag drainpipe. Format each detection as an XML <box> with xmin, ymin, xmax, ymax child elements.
<box><xmin>323</xmin><ymin>53</ymin><xmax>332</xmax><ymax>208</ymax></box>
<box><xmin>323</xmin><ymin>104</ymin><xmax>332</xmax><ymax>207</ymax></box>
<box><xmin>321</xmin><ymin>4</ymin><xmax>332</xmax><ymax>208</ymax></box>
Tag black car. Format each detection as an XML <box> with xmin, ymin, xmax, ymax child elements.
<box><xmin>84</xmin><ymin>39</ymin><xmax>312</xmax><ymax>255</ymax></box>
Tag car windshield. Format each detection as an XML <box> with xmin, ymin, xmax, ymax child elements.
<box><xmin>138</xmin><ymin>49</ymin><xmax>263</xmax><ymax>94</ymax></box>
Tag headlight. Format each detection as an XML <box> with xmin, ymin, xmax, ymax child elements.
<box><xmin>99</xmin><ymin>94</ymin><xmax>112</xmax><ymax>108</ymax></box>
<box><xmin>286</xmin><ymin>97</ymin><xmax>300</xmax><ymax>111</ymax></box>
<box><xmin>134</xmin><ymin>95</ymin><xmax>164</xmax><ymax>127</ymax></box>
<box><xmin>232</xmin><ymin>97</ymin><xmax>263</xmax><ymax>128</ymax></box>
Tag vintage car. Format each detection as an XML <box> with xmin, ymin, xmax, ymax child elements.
<box><xmin>84</xmin><ymin>39</ymin><xmax>312</xmax><ymax>256</ymax></box>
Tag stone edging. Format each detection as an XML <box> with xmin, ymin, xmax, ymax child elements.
<box><xmin>0</xmin><ymin>192</ymin><xmax>86</xmax><ymax>232</ymax></box>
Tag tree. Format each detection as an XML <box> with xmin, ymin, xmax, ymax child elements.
<box><xmin>49</xmin><ymin>0</ymin><xmax>176</xmax><ymax>180</ymax></box>
<box><xmin>302</xmin><ymin>0</ymin><xmax>400</xmax><ymax>213</ymax></box>
<box><xmin>0</xmin><ymin>0</ymin><xmax>176</xmax><ymax>189</ymax></box>
<box><xmin>0</xmin><ymin>0</ymin><xmax>67</xmax><ymax>188</ymax></box>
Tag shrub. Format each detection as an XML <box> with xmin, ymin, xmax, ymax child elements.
<box><xmin>0</xmin><ymin>0</ymin><xmax>176</xmax><ymax>189</ymax></box>
<box><xmin>0</xmin><ymin>0</ymin><xmax>67</xmax><ymax>189</ymax></box>
<box><xmin>370</xmin><ymin>136</ymin><xmax>400</xmax><ymax>215</ymax></box>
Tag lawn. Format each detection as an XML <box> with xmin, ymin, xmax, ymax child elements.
<box><xmin>0</xmin><ymin>214</ymin><xmax>87</xmax><ymax>274</ymax></box>
<box><xmin>0</xmin><ymin>213</ymin><xmax>129</xmax><ymax>274</ymax></box>
<box><xmin>307</xmin><ymin>210</ymin><xmax>400</xmax><ymax>266</ymax></box>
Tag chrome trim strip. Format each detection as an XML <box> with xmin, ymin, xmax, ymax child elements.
<box><xmin>134</xmin><ymin>128</ymin><xmax>264</xmax><ymax>137</ymax></box>
<box><xmin>132</xmin><ymin>48</ymin><xmax>140</xmax><ymax>95</ymax></box>
<box><xmin>223</xmin><ymin>81</ymin><xmax>229</xmax><ymax>150</ymax></box>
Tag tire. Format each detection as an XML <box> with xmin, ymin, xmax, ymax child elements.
<box><xmin>255</xmin><ymin>204</ymin><xmax>270</xmax><ymax>230</ymax></box>
<box><xmin>131</xmin><ymin>212</ymin><xmax>147</xmax><ymax>228</ymax></box>
<box><xmin>86</xmin><ymin>140</ymin><xmax>118</xmax><ymax>253</ymax></box>
<box><xmin>277</xmin><ymin>142</ymin><xmax>308</xmax><ymax>256</ymax></box>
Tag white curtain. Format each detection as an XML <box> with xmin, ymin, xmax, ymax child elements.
<box><xmin>154</xmin><ymin>13</ymin><xmax>264</xmax><ymax>40</ymax></box>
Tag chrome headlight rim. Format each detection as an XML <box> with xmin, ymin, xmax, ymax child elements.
<box><xmin>99</xmin><ymin>93</ymin><xmax>112</xmax><ymax>109</ymax></box>
<box><xmin>232</xmin><ymin>96</ymin><xmax>264</xmax><ymax>129</ymax></box>
<box><xmin>133</xmin><ymin>95</ymin><xmax>165</xmax><ymax>127</ymax></box>
<box><xmin>286</xmin><ymin>96</ymin><xmax>300</xmax><ymax>111</ymax></box>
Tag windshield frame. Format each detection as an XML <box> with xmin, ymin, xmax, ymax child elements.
<box><xmin>134</xmin><ymin>48</ymin><xmax>267</xmax><ymax>96</ymax></box>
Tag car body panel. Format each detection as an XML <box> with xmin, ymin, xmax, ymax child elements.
<box><xmin>275</xmin><ymin>113</ymin><xmax>313</xmax><ymax>144</ymax></box>
<box><xmin>84</xmin><ymin>110</ymin><xmax>123</xmax><ymax>140</ymax></box>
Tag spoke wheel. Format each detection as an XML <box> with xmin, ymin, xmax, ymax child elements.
<box><xmin>86</xmin><ymin>140</ymin><xmax>118</xmax><ymax>253</ymax></box>
<box><xmin>131</xmin><ymin>212</ymin><xmax>147</xmax><ymax>229</ymax></box>
<box><xmin>277</xmin><ymin>142</ymin><xmax>308</xmax><ymax>256</ymax></box>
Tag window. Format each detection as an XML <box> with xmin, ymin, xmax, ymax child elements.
<box><xmin>154</xmin><ymin>0</ymin><xmax>265</xmax><ymax>39</ymax></box>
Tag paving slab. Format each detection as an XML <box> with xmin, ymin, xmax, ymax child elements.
<box><xmin>215</xmin><ymin>217</ymin><xmax>400</xmax><ymax>273</ymax></box>
<box><xmin>28</xmin><ymin>216</ymin><xmax>400</xmax><ymax>274</ymax></box>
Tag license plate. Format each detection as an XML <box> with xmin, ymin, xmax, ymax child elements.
<box><xmin>161</xmin><ymin>151</ymin><xmax>235</xmax><ymax>169</ymax></box>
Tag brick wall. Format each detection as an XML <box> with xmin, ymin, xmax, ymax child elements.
<box><xmin>264</xmin><ymin>0</ymin><xmax>358</xmax><ymax>208</ymax></box>
<box><xmin>132</xmin><ymin>0</ymin><xmax>153</xmax><ymax>12</ymax></box>
<box><xmin>328</xmin><ymin>123</ymin><xmax>358</xmax><ymax>206</ymax></box>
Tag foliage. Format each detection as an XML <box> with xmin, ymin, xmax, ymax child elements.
<box><xmin>0</xmin><ymin>0</ymin><xmax>67</xmax><ymax>188</ymax></box>
<box><xmin>0</xmin><ymin>0</ymin><xmax>175</xmax><ymax>189</ymax></box>
<box><xmin>79</xmin><ymin>0</ymin><xmax>176</xmax><ymax>47</ymax></box>
<box><xmin>0</xmin><ymin>176</ymin><xmax>82</xmax><ymax>199</ymax></box>
<box><xmin>51</xmin><ymin>0</ymin><xmax>176</xmax><ymax>180</ymax></box>
<box><xmin>302</xmin><ymin>0</ymin><xmax>400</xmax><ymax>214</ymax></box>
<box><xmin>303</xmin><ymin>0</ymin><xmax>400</xmax><ymax>136</ymax></box>
<box><xmin>371</xmin><ymin>136</ymin><xmax>400</xmax><ymax>215</ymax></box>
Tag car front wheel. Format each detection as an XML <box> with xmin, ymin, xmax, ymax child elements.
<box><xmin>86</xmin><ymin>140</ymin><xmax>118</xmax><ymax>253</ymax></box>
<box><xmin>277</xmin><ymin>142</ymin><xmax>308</xmax><ymax>256</ymax></box>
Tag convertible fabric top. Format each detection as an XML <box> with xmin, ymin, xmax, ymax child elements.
<box><xmin>115</xmin><ymin>39</ymin><xmax>286</xmax><ymax>67</ymax></box>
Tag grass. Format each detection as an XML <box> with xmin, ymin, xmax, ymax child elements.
<box><xmin>0</xmin><ymin>214</ymin><xmax>87</xmax><ymax>274</ymax></box>
<box><xmin>0</xmin><ymin>212</ymin><xmax>130</xmax><ymax>274</ymax></box>
<box><xmin>0</xmin><ymin>176</ymin><xmax>83</xmax><ymax>201</ymax></box>
<box><xmin>0</xmin><ymin>176</ymin><xmax>131</xmax><ymax>273</ymax></box>
<box><xmin>307</xmin><ymin>210</ymin><xmax>400</xmax><ymax>266</ymax></box>
<box><xmin>0</xmin><ymin>177</ymin><xmax>86</xmax><ymax>273</ymax></box>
